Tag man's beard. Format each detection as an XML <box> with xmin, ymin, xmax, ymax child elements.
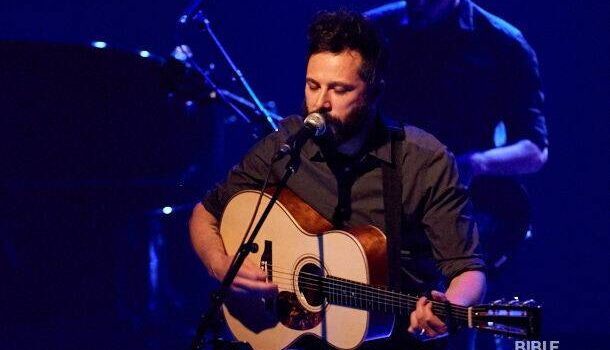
<box><xmin>302</xmin><ymin>101</ymin><xmax>373</xmax><ymax>147</ymax></box>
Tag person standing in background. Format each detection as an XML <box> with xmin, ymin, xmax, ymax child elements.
<box><xmin>365</xmin><ymin>1</ymin><xmax>549</xmax><ymax>349</ymax></box>
<box><xmin>365</xmin><ymin>0</ymin><xmax>549</xmax><ymax>185</ymax></box>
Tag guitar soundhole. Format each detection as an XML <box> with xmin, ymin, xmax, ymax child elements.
<box><xmin>298</xmin><ymin>263</ymin><xmax>324</xmax><ymax>307</ymax></box>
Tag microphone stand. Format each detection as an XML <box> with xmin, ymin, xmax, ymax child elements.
<box><xmin>190</xmin><ymin>153</ymin><xmax>302</xmax><ymax>350</ymax></box>
<box><xmin>179</xmin><ymin>5</ymin><xmax>279</xmax><ymax>132</ymax></box>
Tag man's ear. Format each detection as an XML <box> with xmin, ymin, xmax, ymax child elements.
<box><xmin>368</xmin><ymin>78</ymin><xmax>386</xmax><ymax>104</ymax></box>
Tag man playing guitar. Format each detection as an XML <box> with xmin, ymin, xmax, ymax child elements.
<box><xmin>190</xmin><ymin>10</ymin><xmax>486</xmax><ymax>349</ymax></box>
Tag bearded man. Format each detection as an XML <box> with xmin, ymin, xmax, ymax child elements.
<box><xmin>190</xmin><ymin>10</ymin><xmax>485</xmax><ymax>349</ymax></box>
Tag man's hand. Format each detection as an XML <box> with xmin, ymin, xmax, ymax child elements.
<box><xmin>407</xmin><ymin>271</ymin><xmax>486</xmax><ymax>340</ymax></box>
<box><xmin>456</xmin><ymin>152</ymin><xmax>486</xmax><ymax>186</ymax></box>
<box><xmin>209</xmin><ymin>254</ymin><xmax>278</xmax><ymax>299</ymax></box>
<box><xmin>456</xmin><ymin>140</ymin><xmax>548</xmax><ymax>185</ymax></box>
<box><xmin>407</xmin><ymin>290</ymin><xmax>449</xmax><ymax>340</ymax></box>
<box><xmin>189</xmin><ymin>203</ymin><xmax>278</xmax><ymax>300</ymax></box>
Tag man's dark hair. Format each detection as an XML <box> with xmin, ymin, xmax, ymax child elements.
<box><xmin>307</xmin><ymin>10</ymin><xmax>386</xmax><ymax>97</ymax></box>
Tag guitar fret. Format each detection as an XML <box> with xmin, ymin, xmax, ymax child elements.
<box><xmin>384</xmin><ymin>293</ymin><xmax>387</xmax><ymax>312</ymax></box>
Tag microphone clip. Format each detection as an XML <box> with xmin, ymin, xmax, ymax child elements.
<box><xmin>272</xmin><ymin>113</ymin><xmax>326</xmax><ymax>163</ymax></box>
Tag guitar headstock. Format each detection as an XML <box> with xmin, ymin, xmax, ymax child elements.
<box><xmin>470</xmin><ymin>297</ymin><xmax>542</xmax><ymax>339</ymax></box>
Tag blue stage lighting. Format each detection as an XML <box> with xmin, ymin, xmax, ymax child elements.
<box><xmin>162</xmin><ymin>206</ymin><xmax>173</xmax><ymax>215</ymax></box>
<box><xmin>91</xmin><ymin>41</ymin><xmax>107</xmax><ymax>49</ymax></box>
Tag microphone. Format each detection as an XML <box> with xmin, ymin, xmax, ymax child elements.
<box><xmin>273</xmin><ymin>113</ymin><xmax>327</xmax><ymax>162</ymax></box>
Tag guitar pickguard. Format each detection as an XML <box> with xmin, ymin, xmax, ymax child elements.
<box><xmin>276</xmin><ymin>291</ymin><xmax>323</xmax><ymax>330</ymax></box>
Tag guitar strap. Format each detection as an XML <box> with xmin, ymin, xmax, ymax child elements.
<box><xmin>382</xmin><ymin>121</ymin><xmax>405</xmax><ymax>290</ymax></box>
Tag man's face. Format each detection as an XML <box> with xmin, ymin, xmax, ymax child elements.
<box><xmin>305</xmin><ymin>50</ymin><xmax>372</xmax><ymax>144</ymax></box>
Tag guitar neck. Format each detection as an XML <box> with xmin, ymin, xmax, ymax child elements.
<box><xmin>322</xmin><ymin>275</ymin><xmax>471</xmax><ymax>327</ymax></box>
<box><xmin>298</xmin><ymin>272</ymin><xmax>539</xmax><ymax>338</ymax></box>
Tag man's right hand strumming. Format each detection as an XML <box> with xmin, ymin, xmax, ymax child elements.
<box><xmin>190</xmin><ymin>202</ymin><xmax>278</xmax><ymax>301</ymax></box>
<box><xmin>208</xmin><ymin>253</ymin><xmax>278</xmax><ymax>299</ymax></box>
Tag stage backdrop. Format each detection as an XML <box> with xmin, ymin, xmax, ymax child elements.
<box><xmin>1</xmin><ymin>1</ymin><xmax>608</xmax><ymax>349</ymax></box>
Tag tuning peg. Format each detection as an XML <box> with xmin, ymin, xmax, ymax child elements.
<box><xmin>508</xmin><ymin>297</ymin><xmax>520</xmax><ymax>305</ymax></box>
<box><xmin>521</xmin><ymin>299</ymin><xmax>538</xmax><ymax>307</ymax></box>
<box><xmin>492</xmin><ymin>298</ymin><xmax>507</xmax><ymax>305</ymax></box>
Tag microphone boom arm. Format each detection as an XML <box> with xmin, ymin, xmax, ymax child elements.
<box><xmin>180</xmin><ymin>6</ymin><xmax>280</xmax><ymax>131</ymax></box>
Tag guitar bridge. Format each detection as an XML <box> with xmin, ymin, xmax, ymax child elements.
<box><xmin>260</xmin><ymin>240</ymin><xmax>274</xmax><ymax>311</ymax></box>
<box><xmin>260</xmin><ymin>240</ymin><xmax>272</xmax><ymax>282</ymax></box>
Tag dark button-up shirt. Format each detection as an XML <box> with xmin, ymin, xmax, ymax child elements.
<box><xmin>366</xmin><ymin>0</ymin><xmax>549</xmax><ymax>155</ymax></box>
<box><xmin>203</xmin><ymin>116</ymin><xmax>485</xmax><ymax>289</ymax></box>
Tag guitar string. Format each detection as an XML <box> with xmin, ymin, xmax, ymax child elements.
<box><xmin>271</xmin><ymin>281</ymin><xmax>415</xmax><ymax>314</ymax></box>
<box><xmin>259</xmin><ymin>278</ymin><xmax>530</xmax><ymax>338</ymax></box>
<box><xmin>263</xmin><ymin>264</ymin><xmax>469</xmax><ymax>315</ymax></box>
<box><xmin>260</xmin><ymin>270</ymin><xmax>468</xmax><ymax>318</ymax></box>
<box><xmin>270</xmin><ymin>275</ymin><xmax>467</xmax><ymax>318</ymax></box>
<box><xmin>263</xmin><ymin>264</ymin><xmax>469</xmax><ymax>317</ymax></box>
<box><xmin>236</xmin><ymin>276</ymin><xmax>529</xmax><ymax>338</ymax></box>
<box><xmin>254</xmin><ymin>278</ymin><xmax>464</xmax><ymax>320</ymax></box>
<box><xmin>268</xmin><ymin>277</ymin><xmax>463</xmax><ymax>319</ymax></box>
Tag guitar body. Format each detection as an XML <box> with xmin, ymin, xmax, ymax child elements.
<box><xmin>219</xmin><ymin>189</ymin><xmax>394</xmax><ymax>350</ymax></box>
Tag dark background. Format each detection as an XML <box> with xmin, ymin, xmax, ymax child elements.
<box><xmin>1</xmin><ymin>0</ymin><xmax>608</xmax><ymax>349</ymax></box>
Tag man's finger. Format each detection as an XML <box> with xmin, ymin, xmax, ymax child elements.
<box><xmin>237</xmin><ymin>262</ymin><xmax>267</xmax><ymax>281</ymax></box>
<box><xmin>414</xmin><ymin>296</ymin><xmax>429</xmax><ymax>334</ymax></box>
<box><xmin>415</xmin><ymin>296</ymin><xmax>427</xmax><ymax>318</ymax></box>
<box><xmin>247</xmin><ymin>260</ymin><xmax>268</xmax><ymax>280</ymax></box>
<box><xmin>233</xmin><ymin>276</ymin><xmax>277</xmax><ymax>297</ymax></box>
<box><xmin>430</xmin><ymin>290</ymin><xmax>447</xmax><ymax>302</ymax></box>
<box><xmin>407</xmin><ymin>309</ymin><xmax>419</xmax><ymax>334</ymax></box>
<box><xmin>423</xmin><ymin>302</ymin><xmax>447</xmax><ymax>334</ymax></box>
<box><xmin>229</xmin><ymin>284</ymin><xmax>248</xmax><ymax>296</ymax></box>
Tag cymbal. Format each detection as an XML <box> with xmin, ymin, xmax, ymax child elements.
<box><xmin>0</xmin><ymin>41</ymin><xmax>212</xmax><ymax>201</ymax></box>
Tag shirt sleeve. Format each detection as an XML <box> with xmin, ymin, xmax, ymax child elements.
<box><xmin>421</xmin><ymin>147</ymin><xmax>486</xmax><ymax>280</ymax></box>
<box><xmin>201</xmin><ymin>127</ymin><xmax>287</xmax><ymax>221</ymax></box>
<box><xmin>499</xmin><ymin>33</ymin><xmax>549</xmax><ymax>150</ymax></box>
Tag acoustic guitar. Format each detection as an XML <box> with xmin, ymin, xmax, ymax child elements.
<box><xmin>219</xmin><ymin>189</ymin><xmax>541</xmax><ymax>350</ymax></box>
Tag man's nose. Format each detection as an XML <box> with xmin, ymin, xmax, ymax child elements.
<box><xmin>313</xmin><ymin>89</ymin><xmax>331</xmax><ymax>111</ymax></box>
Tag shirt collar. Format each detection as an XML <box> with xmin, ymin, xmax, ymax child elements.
<box><xmin>305</xmin><ymin>116</ymin><xmax>397</xmax><ymax>165</ymax></box>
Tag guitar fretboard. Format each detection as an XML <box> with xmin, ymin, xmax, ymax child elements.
<box><xmin>317</xmin><ymin>275</ymin><xmax>470</xmax><ymax>324</ymax></box>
